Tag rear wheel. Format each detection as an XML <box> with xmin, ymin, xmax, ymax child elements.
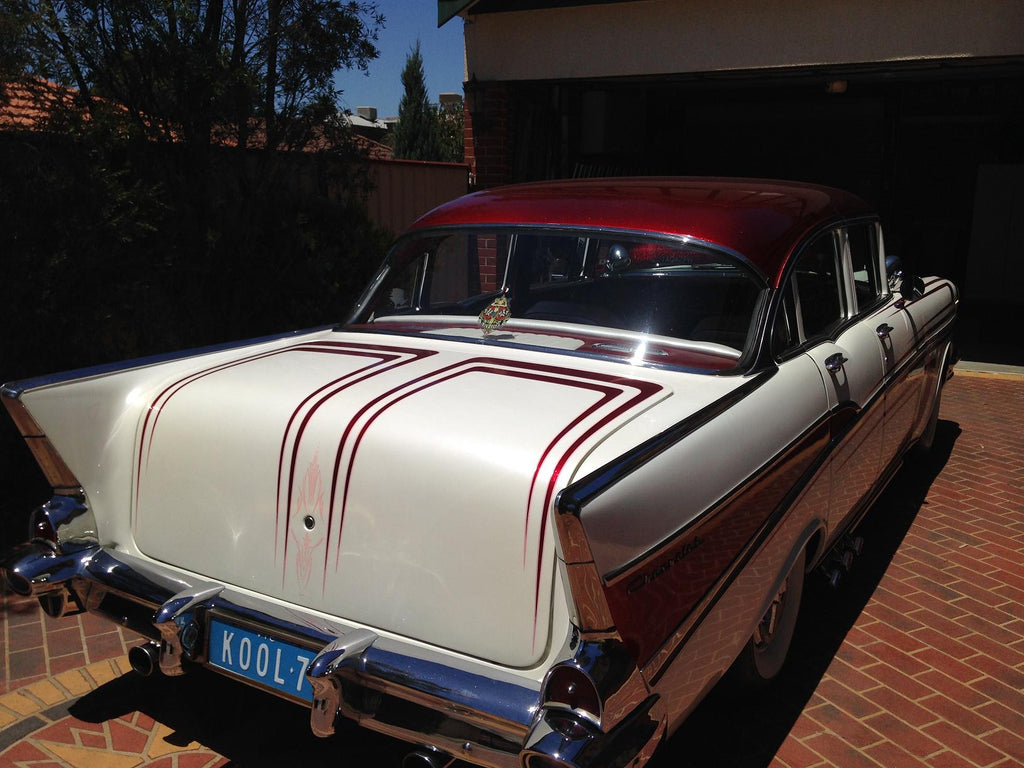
<box><xmin>734</xmin><ymin>547</ymin><xmax>806</xmax><ymax>684</ymax></box>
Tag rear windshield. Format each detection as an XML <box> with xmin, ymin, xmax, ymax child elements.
<box><xmin>348</xmin><ymin>229</ymin><xmax>765</xmax><ymax>370</ymax></box>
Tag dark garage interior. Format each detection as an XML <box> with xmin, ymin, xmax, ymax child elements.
<box><xmin>501</xmin><ymin>59</ymin><xmax>1024</xmax><ymax>366</ymax></box>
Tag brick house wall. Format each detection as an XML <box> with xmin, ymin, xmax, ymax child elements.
<box><xmin>465</xmin><ymin>82</ymin><xmax>512</xmax><ymax>189</ymax></box>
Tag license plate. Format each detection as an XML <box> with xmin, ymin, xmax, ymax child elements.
<box><xmin>208</xmin><ymin>618</ymin><xmax>315</xmax><ymax>702</ymax></box>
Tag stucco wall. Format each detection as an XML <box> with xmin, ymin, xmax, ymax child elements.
<box><xmin>462</xmin><ymin>0</ymin><xmax>1024</xmax><ymax>81</ymax></box>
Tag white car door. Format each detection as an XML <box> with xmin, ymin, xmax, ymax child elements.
<box><xmin>780</xmin><ymin>227</ymin><xmax>887</xmax><ymax>542</ymax></box>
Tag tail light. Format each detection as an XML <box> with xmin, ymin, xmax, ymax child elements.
<box><xmin>29</xmin><ymin>506</ymin><xmax>59</xmax><ymax>547</ymax></box>
<box><xmin>541</xmin><ymin>663</ymin><xmax>602</xmax><ymax>736</ymax></box>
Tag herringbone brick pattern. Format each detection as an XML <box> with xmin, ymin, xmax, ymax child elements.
<box><xmin>0</xmin><ymin>371</ymin><xmax>1021</xmax><ymax>766</ymax></box>
<box><xmin>664</xmin><ymin>371</ymin><xmax>1024</xmax><ymax>767</ymax></box>
<box><xmin>796</xmin><ymin>374</ymin><xmax>1024</xmax><ymax>768</ymax></box>
<box><xmin>1</xmin><ymin>595</ymin><xmax>133</xmax><ymax>697</ymax></box>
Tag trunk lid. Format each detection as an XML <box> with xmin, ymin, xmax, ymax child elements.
<box><xmin>133</xmin><ymin>335</ymin><xmax>676</xmax><ymax>666</ymax></box>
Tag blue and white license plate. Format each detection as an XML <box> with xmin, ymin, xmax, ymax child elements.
<box><xmin>208</xmin><ymin>618</ymin><xmax>315</xmax><ymax>702</ymax></box>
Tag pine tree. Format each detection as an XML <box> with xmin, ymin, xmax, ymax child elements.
<box><xmin>392</xmin><ymin>40</ymin><xmax>440</xmax><ymax>161</ymax></box>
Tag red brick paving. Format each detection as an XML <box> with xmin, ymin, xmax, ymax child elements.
<box><xmin>1</xmin><ymin>593</ymin><xmax>132</xmax><ymax>696</ymax></box>
<box><xmin>766</xmin><ymin>371</ymin><xmax>1024</xmax><ymax>768</ymax></box>
<box><xmin>1</xmin><ymin>370</ymin><xmax>1022</xmax><ymax>767</ymax></box>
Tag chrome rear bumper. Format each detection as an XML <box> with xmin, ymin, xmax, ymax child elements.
<box><xmin>2</xmin><ymin>533</ymin><xmax>665</xmax><ymax>768</ymax></box>
<box><xmin>3</xmin><ymin>542</ymin><xmax>533</xmax><ymax>767</ymax></box>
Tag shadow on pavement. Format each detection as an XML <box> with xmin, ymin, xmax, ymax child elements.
<box><xmin>651</xmin><ymin>419</ymin><xmax>960</xmax><ymax>768</ymax></box>
<box><xmin>70</xmin><ymin>668</ymin><xmax>413</xmax><ymax>765</ymax></box>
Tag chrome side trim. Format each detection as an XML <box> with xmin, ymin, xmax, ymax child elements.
<box><xmin>1</xmin><ymin>327</ymin><xmax>332</xmax><ymax>397</ymax></box>
<box><xmin>558</xmin><ymin>370</ymin><xmax>775</xmax><ymax>518</ymax></box>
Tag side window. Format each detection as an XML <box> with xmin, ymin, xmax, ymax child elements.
<box><xmin>847</xmin><ymin>222</ymin><xmax>882</xmax><ymax>312</ymax></box>
<box><xmin>772</xmin><ymin>280</ymin><xmax>800</xmax><ymax>357</ymax></box>
<box><xmin>793</xmin><ymin>231</ymin><xmax>845</xmax><ymax>340</ymax></box>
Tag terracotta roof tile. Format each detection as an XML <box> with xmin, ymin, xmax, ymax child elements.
<box><xmin>0</xmin><ymin>79</ymin><xmax>81</xmax><ymax>132</ymax></box>
<box><xmin>1</xmin><ymin>77</ymin><xmax>393</xmax><ymax>159</ymax></box>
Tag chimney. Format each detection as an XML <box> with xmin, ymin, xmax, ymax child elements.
<box><xmin>356</xmin><ymin>106</ymin><xmax>378</xmax><ymax>122</ymax></box>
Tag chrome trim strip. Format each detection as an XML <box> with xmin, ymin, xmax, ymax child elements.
<box><xmin>1</xmin><ymin>327</ymin><xmax>332</xmax><ymax>396</ymax></box>
<box><xmin>558</xmin><ymin>369</ymin><xmax>775</xmax><ymax>518</ymax></box>
<box><xmin>343</xmin><ymin>326</ymin><xmax>741</xmax><ymax>376</ymax></box>
<box><xmin>636</xmin><ymin>309</ymin><xmax>956</xmax><ymax>684</ymax></box>
<box><xmin>640</xmin><ymin>418</ymin><xmax>833</xmax><ymax>684</ymax></box>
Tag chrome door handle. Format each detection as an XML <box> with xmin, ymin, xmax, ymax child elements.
<box><xmin>876</xmin><ymin>323</ymin><xmax>894</xmax><ymax>339</ymax></box>
<box><xmin>824</xmin><ymin>352</ymin><xmax>848</xmax><ymax>373</ymax></box>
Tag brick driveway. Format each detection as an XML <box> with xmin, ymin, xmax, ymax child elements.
<box><xmin>2</xmin><ymin>370</ymin><xmax>1022</xmax><ymax>767</ymax></box>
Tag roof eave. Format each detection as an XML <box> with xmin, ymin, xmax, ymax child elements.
<box><xmin>438</xmin><ymin>0</ymin><xmax>479</xmax><ymax>26</ymax></box>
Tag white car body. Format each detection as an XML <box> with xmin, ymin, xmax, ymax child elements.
<box><xmin>1</xmin><ymin>178</ymin><xmax>958</xmax><ymax>768</ymax></box>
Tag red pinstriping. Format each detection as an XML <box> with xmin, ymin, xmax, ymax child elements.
<box><xmin>134</xmin><ymin>340</ymin><xmax>429</xmax><ymax>544</ymax></box>
<box><xmin>521</xmin><ymin>385</ymin><xmax>621</xmax><ymax>565</ymax></box>
<box><xmin>276</xmin><ymin>347</ymin><xmax>436</xmax><ymax>575</ymax></box>
<box><xmin>323</xmin><ymin>355</ymin><xmax>663</xmax><ymax>646</ymax></box>
<box><xmin>276</xmin><ymin>352</ymin><xmax>398</xmax><ymax>562</ymax></box>
<box><xmin>136</xmin><ymin>342</ymin><xmax>349</xmax><ymax>525</ymax></box>
<box><xmin>325</xmin><ymin>357</ymin><xmax>636</xmax><ymax>575</ymax></box>
<box><xmin>529</xmin><ymin>380</ymin><xmax>662</xmax><ymax>640</ymax></box>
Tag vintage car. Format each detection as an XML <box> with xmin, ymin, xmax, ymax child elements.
<box><xmin>2</xmin><ymin>178</ymin><xmax>957</xmax><ymax>768</ymax></box>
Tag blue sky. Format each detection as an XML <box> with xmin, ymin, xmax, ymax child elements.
<box><xmin>334</xmin><ymin>2</ymin><xmax>466</xmax><ymax>119</ymax></box>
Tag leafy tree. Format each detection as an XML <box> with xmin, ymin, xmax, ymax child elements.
<box><xmin>392</xmin><ymin>40</ymin><xmax>440</xmax><ymax>161</ymax></box>
<box><xmin>0</xmin><ymin>5</ymin><xmax>27</xmax><ymax>84</ymax></box>
<box><xmin>436</xmin><ymin>95</ymin><xmax>464</xmax><ymax>163</ymax></box>
<box><xmin>0</xmin><ymin>2</ymin><xmax>394</xmax><ymax>512</ymax></box>
<box><xmin>6</xmin><ymin>0</ymin><xmax>385</xmax><ymax>152</ymax></box>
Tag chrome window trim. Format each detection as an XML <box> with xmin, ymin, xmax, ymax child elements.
<box><xmin>345</xmin><ymin>323</ymin><xmax>740</xmax><ymax>376</ymax></box>
<box><xmin>379</xmin><ymin>223</ymin><xmax>768</xmax><ymax>286</ymax></box>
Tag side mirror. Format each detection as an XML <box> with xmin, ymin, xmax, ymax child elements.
<box><xmin>895</xmin><ymin>273</ymin><xmax>925</xmax><ymax>307</ymax></box>
<box><xmin>885</xmin><ymin>255</ymin><xmax>903</xmax><ymax>291</ymax></box>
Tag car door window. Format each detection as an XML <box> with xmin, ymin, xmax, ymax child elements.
<box><xmin>793</xmin><ymin>231</ymin><xmax>845</xmax><ymax>341</ymax></box>
<box><xmin>847</xmin><ymin>222</ymin><xmax>883</xmax><ymax>314</ymax></box>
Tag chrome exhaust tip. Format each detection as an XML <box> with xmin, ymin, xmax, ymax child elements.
<box><xmin>128</xmin><ymin>642</ymin><xmax>162</xmax><ymax>677</ymax></box>
<box><xmin>2</xmin><ymin>568</ymin><xmax>32</xmax><ymax>597</ymax></box>
<box><xmin>821</xmin><ymin>535</ymin><xmax>865</xmax><ymax>588</ymax></box>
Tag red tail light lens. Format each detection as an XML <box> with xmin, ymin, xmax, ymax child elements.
<box><xmin>543</xmin><ymin>664</ymin><xmax>601</xmax><ymax>727</ymax></box>
<box><xmin>29</xmin><ymin>506</ymin><xmax>58</xmax><ymax>546</ymax></box>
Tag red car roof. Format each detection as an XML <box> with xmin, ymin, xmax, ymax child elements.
<box><xmin>408</xmin><ymin>177</ymin><xmax>874</xmax><ymax>286</ymax></box>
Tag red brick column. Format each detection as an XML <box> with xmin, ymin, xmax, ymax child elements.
<box><xmin>477</xmin><ymin>234</ymin><xmax>499</xmax><ymax>293</ymax></box>
<box><xmin>464</xmin><ymin>82</ymin><xmax>512</xmax><ymax>190</ymax></box>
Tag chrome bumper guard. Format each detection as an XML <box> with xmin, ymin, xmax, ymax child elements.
<box><xmin>1</xmin><ymin>543</ymin><xmax>530</xmax><ymax>766</ymax></box>
<box><xmin>522</xmin><ymin>694</ymin><xmax>664</xmax><ymax>768</ymax></box>
<box><xmin>1</xmin><ymin>541</ymin><xmax>665</xmax><ymax>768</ymax></box>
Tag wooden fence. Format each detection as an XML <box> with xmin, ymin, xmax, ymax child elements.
<box><xmin>365</xmin><ymin>158</ymin><xmax>470</xmax><ymax>238</ymax></box>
